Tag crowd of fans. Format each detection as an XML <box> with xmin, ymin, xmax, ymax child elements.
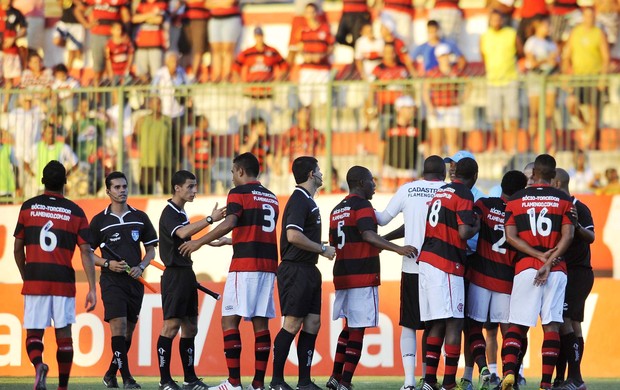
<box><xmin>1</xmin><ymin>0</ymin><xmax>620</xmax><ymax>200</ymax></box>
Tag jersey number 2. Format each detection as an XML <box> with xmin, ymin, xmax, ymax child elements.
<box><xmin>491</xmin><ymin>225</ymin><xmax>507</xmax><ymax>254</ymax></box>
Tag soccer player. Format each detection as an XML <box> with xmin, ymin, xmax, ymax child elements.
<box><xmin>89</xmin><ymin>171</ymin><xmax>159</xmax><ymax>389</ymax></box>
<box><xmin>418</xmin><ymin>157</ymin><xmax>481</xmax><ymax>390</ymax></box>
<box><xmin>156</xmin><ymin>170</ymin><xmax>226</xmax><ymax>390</ymax></box>
<box><xmin>499</xmin><ymin>154</ymin><xmax>575</xmax><ymax>390</ymax></box>
<box><xmin>178</xmin><ymin>153</ymin><xmax>279</xmax><ymax>390</ymax></box>
<box><xmin>375</xmin><ymin>155</ymin><xmax>447</xmax><ymax>390</ymax></box>
<box><xmin>269</xmin><ymin>157</ymin><xmax>336</xmax><ymax>390</ymax></box>
<box><xmin>551</xmin><ymin>168</ymin><xmax>594</xmax><ymax>390</ymax></box>
<box><xmin>465</xmin><ymin>170</ymin><xmax>528</xmax><ymax>390</ymax></box>
<box><xmin>326</xmin><ymin>166</ymin><xmax>416</xmax><ymax>390</ymax></box>
<box><xmin>13</xmin><ymin>160</ymin><xmax>98</xmax><ymax>390</ymax></box>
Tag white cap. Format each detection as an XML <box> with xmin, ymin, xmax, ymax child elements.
<box><xmin>434</xmin><ymin>43</ymin><xmax>452</xmax><ymax>57</ymax></box>
<box><xmin>380</xmin><ymin>13</ymin><xmax>396</xmax><ymax>34</ymax></box>
<box><xmin>395</xmin><ymin>95</ymin><xmax>416</xmax><ymax>110</ymax></box>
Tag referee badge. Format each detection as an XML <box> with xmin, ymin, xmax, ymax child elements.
<box><xmin>131</xmin><ymin>230</ymin><xmax>140</xmax><ymax>241</ymax></box>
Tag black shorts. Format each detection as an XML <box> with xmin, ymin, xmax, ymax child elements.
<box><xmin>161</xmin><ymin>267</ymin><xmax>198</xmax><ymax>320</ymax></box>
<box><xmin>575</xmin><ymin>86</ymin><xmax>602</xmax><ymax>107</ymax></box>
<box><xmin>100</xmin><ymin>272</ymin><xmax>144</xmax><ymax>323</ymax></box>
<box><xmin>277</xmin><ymin>261</ymin><xmax>322</xmax><ymax>317</ymax></box>
<box><xmin>400</xmin><ymin>272</ymin><xmax>423</xmax><ymax>330</ymax></box>
<box><xmin>564</xmin><ymin>267</ymin><xmax>594</xmax><ymax>322</ymax></box>
<box><xmin>336</xmin><ymin>11</ymin><xmax>371</xmax><ymax>46</ymax></box>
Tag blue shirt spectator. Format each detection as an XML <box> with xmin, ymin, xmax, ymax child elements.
<box><xmin>411</xmin><ymin>20</ymin><xmax>466</xmax><ymax>73</ymax></box>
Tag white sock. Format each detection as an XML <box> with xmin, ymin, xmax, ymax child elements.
<box><xmin>401</xmin><ymin>327</ymin><xmax>417</xmax><ymax>386</ymax></box>
<box><xmin>489</xmin><ymin>363</ymin><xmax>498</xmax><ymax>375</ymax></box>
<box><xmin>463</xmin><ymin>366</ymin><xmax>474</xmax><ymax>382</ymax></box>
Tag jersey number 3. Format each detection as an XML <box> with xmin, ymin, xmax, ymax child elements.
<box><xmin>262</xmin><ymin>204</ymin><xmax>276</xmax><ymax>233</ymax></box>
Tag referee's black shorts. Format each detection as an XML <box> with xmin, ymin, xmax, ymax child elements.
<box><xmin>400</xmin><ymin>272</ymin><xmax>424</xmax><ymax>330</ymax></box>
<box><xmin>100</xmin><ymin>272</ymin><xmax>144</xmax><ymax>323</ymax></box>
<box><xmin>564</xmin><ymin>267</ymin><xmax>594</xmax><ymax>322</ymax></box>
<box><xmin>162</xmin><ymin>267</ymin><xmax>198</xmax><ymax>320</ymax></box>
<box><xmin>277</xmin><ymin>261</ymin><xmax>322</xmax><ymax>318</ymax></box>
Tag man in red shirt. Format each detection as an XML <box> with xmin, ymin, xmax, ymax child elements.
<box><xmin>132</xmin><ymin>0</ymin><xmax>167</xmax><ymax>81</ymax></box>
<box><xmin>105</xmin><ymin>22</ymin><xmax>134</xmax><ymax>85</ymax></box>
<box><xmin>0</xmin><ymin>0</ymin><xmax>26</xmax><ymax>88</ymax></box>
<box><xmin>372</xmin><ymin>43</ymin><xmax>411</xmax><ymax>133</ymax></box>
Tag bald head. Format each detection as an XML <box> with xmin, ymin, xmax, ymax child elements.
<box><xmin>554</xmin><ymin>168</ymin><xmax>570</xmax><ymax>192</ymax></box>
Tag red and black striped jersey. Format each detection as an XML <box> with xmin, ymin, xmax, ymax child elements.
<box><xmin>135</xmin><ymin>0</ymin><xmax>167</xmax><ymax>48</ymax></box>
<box><xmin>86</xmin><ymin>0</ymin><xmax>129</xmax><ymax>36</ymax></box>
<box><xmin>232</xmin><ymin>44</ymin><xmax>287</xmax><ymax>82</ymax></box>
<box><xmin>384</xmin><ymin>37</ymin><xmax>410</xmax><ymax>68</ymax></box>
<box><xmin>14</xmin><ymin>192</ymin><xmax>92</xmax><ymax>297</ymax></box>
<box><xmin>551</xmin><ymin>0</ymin><xmax>578</xmax><ymax>15</ymax></box>
<box><xmin>467</xmin><ymin>197</ymin><xmax>516</xmax><ymax>294</ymax></box>
<box><xmin>184</xmin><ymin>0</ymin><xmax>210</xmax><ymax>20</ymax></box>
<box><xmin>227</xmin><ymin>181</ymin><xmax>279</xmax><ymax>273</ymax></box>
<box><xmin>504</xmin><ymin>184</ymin><xmax>573</xmax><ymax>275</ymax></box>
<box><xmin>383</xmin><ymin>0</ymin><xmax>414</xmax><ymax>15</ymax></box>
<box><xmin>106</xmin><ymin>38</ymin><xmax>134</xmax><ymax>75</ymax></box>
<box><xmin>329</xmin><ymin>194</ymin><xmax>380</xmax><ymax>290</ymax></box>
<box><xmin>301</xmin><ymin>22</ymin><xmax>334</xmax><ymax>61</ymax></box>
<box><xmin>427</xmin><ymin>65</ymin><xmax>463</xmax><ymax>107</ymax></box>
<box><xmin>343</xmin><ymin>0</ymin><xmax>369</xmax><ymax>13</ymax></box>
<box><xmin>210</xmin><ymin>0</ymin><xmax>240</xmax><ymax>18</ymax></box>
<box><xmin>434</xmin><ymin>0</ymin><xmax>460</xmax><ymax>9</ymax></box>
<box><xmin>418</xmin><ymin>181</ymin><xmax>475</xmax><ymax>276</ymax></box>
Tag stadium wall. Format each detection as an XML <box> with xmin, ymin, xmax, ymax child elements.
<box><xmin>0</xmin><ymin>194</ymin><xmax>619</xmax><ymax>377</ymax></box>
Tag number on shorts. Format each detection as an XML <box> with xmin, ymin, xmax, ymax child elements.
<box><xmin>526</xmin><ymin>207</ymin><xmax>552</xmax><ymax>237</ymax></box>
<box><xmin>262</xmin><ymin>204</ymin><xmax>276</xmax><ymax>233</ymax></box>
<box><xmin>40</xmin><ymin>220</ymin><xmax>58</xmax><ymax>252</ymax></box>
<box><xmin>428</xmin><ymin>199</ymin><xmax>442</xmax><ymax>227</ymax></box>
<box><xmin>337</xmin><ymin>220</ymin><xmax>345</xmax><ymax>249</ymax></box>
<box><xmin>491</xmin><ymin>224</ymin><xmax>507</xmax><ymax>254</ymax></box>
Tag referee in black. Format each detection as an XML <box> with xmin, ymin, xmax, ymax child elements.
<box><xmin>156</xmin><ymin>170</ymin><xmax>226</xmax><ymax>390</ymax></box>
<box><xmin>270</xmin><ymin>157</ymin><xmax>336</xmax><ymax>390</ymax></box>
<box><xmin>90</xmin><ymin>171</ymin><xmax>158</xmax><ymax>389</ymax></box>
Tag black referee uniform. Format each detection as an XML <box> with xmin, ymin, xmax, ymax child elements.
<box><xmin>278</xmin><ymin>186</ymin><xmax>323</xmax><ymax>317</ymax></box>
<box><xmin>90</xmin><ymin>204</ymin><xmax>158</xmax><ymax>322</ymax></box>
<box><xmin>159</xmin><ymin>199</ymin><xmax>199</xmax><ymax>319</ymax></box>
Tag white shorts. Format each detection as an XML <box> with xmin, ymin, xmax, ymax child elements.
<box><xmin>486</xmin><ymin>82</ymin><xmax>520</xmax><ymax>121</ymax></box>
<box><xmin>428</xmin><ymin>106</ymin><xmax>462</xmax><ymax>129</ymax></box>
<box><xmin>299</xmin><ymin>68</ymin><xmax>330</xmax><ymax>107</ymax></box>
<box><xmin>508</xmin><ymin>268</ymin><xmax>566</xmax><ymax>327</ymax></box>
<box><xmin>23</xmin><ymin>295</ymin><xmax>76</xmax><ymax>329</ymax></box>
<box><xmin>208</xmin><ymin>15</ymin><xmax>243</xmax><ymax>44</ymax></box>
<box><xmin>0</xmin><ymin>52</ymin><xmax>22</xmax><ymax>79</ymax></box>
<box><xmin>332</xmin><ymin>286</ymin><xmax>379</xmax><ymax>328</ymax></box>
<box><xmin>381</xmin><ymin>9</ymin><xmax>413</xmax><ymax>46</ymax></box>
<box><xmin>418</xmin><ymin>261</ymin><xmax>465</xmax><ymax>321</ymax></box>
<box><xmin>54</xmin><ymin>21</ymin><xmax>85</xmax><ymax>51</ymax></box>
<box><xmin>222</xmin><ymin>271</ymin><xmax>276</xmax><ymax>320</ymax></box>
<box><xmin>466</xmin><ymin>282</ymin><xmax>511</xmax><ymax>324</ymax></box>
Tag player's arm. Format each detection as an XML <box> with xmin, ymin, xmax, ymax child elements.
<box><xmin>79</xmin><ymin>243</ymin><xmax>97</xmax><ymax>312</ymax></box>
<box><xmin>382</xmin><ymin>224</ymin><xmax>405</xmax><ymax>241</ymax></box>
<box><xmin>505</xmin><ymin>224</ymin><xmax>548</xmax><ymax>261</ymax></box>
<box><xmin>175</xmin><ymin>202</ymin><xmax>226</xmax><ymax>239</ymax></box>
<box><xmin>457</xmin><ymin>205</ymin><xmax>480</xmax><ymax>240</ymax></box>
<box><xmin>362</xmin><ymin>230</ymin><xmax>417</xmax><ymax>257</ymax></box>
<box><xmin>13</xmin><ymin>237</ymin><xmax>26</xmax><ymax>280</ymax></box>
<box><xmin>287</xmin><ymin>229</ymin><xmax>335</xmax><ymax>259</ymax></box>
<box><xmin>127</xmin><ymin>244</ymin><xmax>156</xmax><ymax>278</ymax></box>
<box><xmin>178</xmin><ymin>214</ymin><xmax>238</xmax><ymax>256</ymax></box>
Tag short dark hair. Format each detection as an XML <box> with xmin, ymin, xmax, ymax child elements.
<box><xmin>305</xmin><ymin>2</ymin><xmax>318</xmax><ymax>11</ymax></box>
<box><xmin>534</xmin><ymin>154</ymin><xmax>556</xmax><ymax>181</ymax></box>
<box><xmin>422</xmin><ymin>155</ymin><xmax>446</xmax><ymax>178</ymax></box>
<box><xmin>501</xmin><ymin>170</ymin><xmax>528</xmax><ymax>197</ymax></box>
<box><xmin>171</xmin><ymin>170</ymin><xmax>196</xmax><ymax>193</ymax></box>
<box><xmin>292</xmin><ymin>156</ymin><xmax>318</xmax><ymax>184</ymax></box>
<box><xmin>42</xmin><ymin>160</ymin><xmax>66</xmax><ymax>191</ymax></box>
<box><xmin>427</xmin><ymin>20</ymin><xmax>440</xmax><ymax>29</ymax></box>
<box><xmin>53</xmin><ymin>63</ymin><xmax>69</xmax><ymax>74</ymax></box>
<box><xmin>455</xmin><ymin>157</ymin><xmax>478</xmax><ymax>180</ymax></box>
<box><xmin>346</xmin><ymin>165</ymin><xmax>371</xmax><ymax>190</ymax></box>
<box><xmin>105</xmin><ymin>171</ymin><xmax>128</xmax><ymax>190</ymax></box>
<box><xmin>233</xmin><ymin>152</ymin><xmax>260</xmax><ymax>178</ymax></box>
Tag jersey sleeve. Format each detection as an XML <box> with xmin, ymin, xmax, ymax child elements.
<box><xmin>561</xmin><ymin>197</ymin><xmax>573</xmax><ymax>226</ymax></box>
<box><xmin>140</xmin><ymin>212</ymin><xmax>159</xmax><ymax>246</ymax></box>
<box><xmin>356</xmin><ymin>203</ymin><xmax>378</xmax><ymax>233</ymax></box>
<box><xmin>284</xmin><ymin>195</ymin><xmax>308</xmax><ymax>232</ymax></box>
<box><xmin>577</xmin><ymin>201</ymin><xmax>594</xmax><ymax>231</ymax></box>
<box><xmin>226</xmin><ymin>189</ymin><xmax>244</xmax><ymax>219</ymax></box>
<box><xmin>88</xmin><ymin>214</ymin><xmax>102</xmax><ymax>250</ymax></box>
<box><xmin>13</xmin><ymin>203</ymin><xmax>27</xmax><ymax>239</ymax></box>
<box><xmin>162</xmin><ymin>207</ymin><xmax>188</xmax><ymax>238</ymax></box>
<box><xmin>456</xmin><ymin>195</ymin><xmax>475</xmax><ymax>226</ymax></box>
<box><xmin>76</xmin><ymin>209</ymin><xmax>93</xmax><ymax>247</ymax></box>
<box><xmin>504</xmin><ymin>200</ymin><xmax>516</xmax><ymax>226</ymax></box>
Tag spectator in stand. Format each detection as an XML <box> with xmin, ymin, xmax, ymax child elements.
<box><xmin>336</xmin><ymin>0</ymin><xmax>371</xmax><ymax>47</ymax></box>
<box><xmin>291</xmin><ymin>2</ymin><xmax>334</xmax><ymax>107</ymax></box>
<box><xmin>550</xmin><ymin>0</ymin><xmax>581</xmax><ymax>45</ymax></box>
<box><xmin>377</xmin><ymin>0</ymin><xmax>414</xmax><ymax>46</ymax></box>
<box><xmin>427</xmin><ymin>0</ymin><xmax>463</xmax><ymax>44</ymax></box>
<box><xmin>568</xmin><ymin>149</ymin><xmax>598</xmax><ymax>194</ymax></box>
<box><xmin>21</xmin><ymin>52</ymin><xmax>54</xmax><ymax>90</ymax></box>
<box><xmin>287</xmin><ymin>0</ymin><xmax>325</xmax><ymax>64</ymax></box>
<box><xmin>597</xmin><ymin>167</ymin><xmax>620</xmax><ymax>194</ymax></box>
<box><xmin>182</xmin><ymin>0</ymin><xmax>210</xmax><ymax>81</ymax></box>
<box><xmin>208</xmin><ymin>0</ymin><xmax>243</xmax><ymax>82</ymax></box>
<box><xmin>24</xmin><ymin>122</ymin><xmax>78</xmax><ymax>197</ymax></box>
<box><xmin>134</xmin><ymin>96</ymin><xmax>172</xmax><ymax>195</ymax></box>
<box><xmin>481</xmin><ymin>10</ymin><xmax>519</xmax><ymax>152</ymax></box>
<box><xmin>380</xmin><ymin>15</ymin><xmax>417</xmax><ymax>77</ymax></box>
<box><xmin>411</xmin><ymin>20</ymin><xmax>466</xmax><ymax>74</ymax></box>
<box><xmin>105</xmin><ymin>22</ymin><xmax>134</xmax><ymax>85</ymax></box>
<box><xmin>595</xmin><ymin>0</ymin><xmax>620</xmax><ymax>48</ymax></box>
<box><xmin>380</xmin><ymin>95</ymin><xmax>421</xmax><ymax>192</ymax></box>
<box><xmin>279</xmin><ymin>106</ymin><xmax>325</xmax><ymax>163</ymax></box>
<box><xmin>516</xmin><ymin>0</ymin><xmax>550</xmax><ymax>56</ymax></box>
<box><xmin>132</xmin><ymin>0</ymin><xmax>167</xmax><ymax>83</ymax></box>
<box><xmin>0</xmin><ymin>0</ymin><xmax>26</xmax><ymax>89</ymax></box>
<box><xmin>563</xmin><ymin>7</ymin><xmax>609</xmax><ymax>150</ymax></box>
<box><xmin>238</xmin><ymin>116</ymin><xmax>273</xmax><ymax>185</ymax></box>
<box><xmin>0</xmin><ymin>128</ymin><xmax>19</xmax><ymax>200</ymax></box>
<box><xmin>524</xmin><ymin>17</ymin><xmax>558</xmax><ymax>150</ymax></box>
<box><xmin>85</xmin><ymin>0</ymin><xmax>130</xmax><ymax>87</ymax></box>
<box><xmin>51</xmin><ymin>64</ymin><xmax>81</xmax><ymax>117</ymax></box>
<box><xmin>354</xmin><ymin>22</ymin><xmax>384</xmax><ymax>81</ymax></box>
<box><xmin>487</xmin><ymin>0</ymin><xmax>515</xmax><ymax>26</ymax></box>
<box><xmin>53</xmin><ymin>0</ymin><xmax>90</xmax><ymax>72</ymax></box>
<box><xmin>185</xmin><ymin>115</ymin><xmax>212</xmax><ymax>194</ymax></box>
<box><xmin>232</xmin><ymin>26</ymin><xmax>288</xmax><ymax>88</ymax></box>
<box><xmin>423</xmin><ymin>43</ymin><xmax>464</xmax><ymax>157</ymax></box>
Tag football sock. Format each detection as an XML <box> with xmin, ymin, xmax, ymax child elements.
<box><xmin>341</xmin><ymin>328</ymin><xmax>365</xmax><ymax>387</ymax></box>
<box><xmin>223</xmin><ymin>329</ymin><xmax>242</xmax><ymax>386</ymax></box>
<box><xmin>443</xmin><ymin>344</ymin><xmax>460</xmax><ymax>388</ymax></box>
<box><xmin>157</xmin><ymin>335</ymin><xmax>173</xmax><ymax>384</ymax></box>
<box><xmin>331</xmin><ymin>327</ymin><xmax>349</xmax><ymax>381</ymax></box>
<box><xmin>562</xmin><ymin>332</ymin><xmax>583</xmax><ymax>383</ymax></box>
<box><xmin>26</xmin><ymin>330</ymin><xmax>44</xmax><ymax>368</ymax></box>
<box><xmin>468</xmin><ymin>324</ymin><xmax>487</xmax><ymax>371</ymax></box>
<box><xmin>180</xmin><ymin>337</ymin><xmax>198</xmax><ymax>383</ymax></box>
<box><xmin>111</xmin><ymin>335</ymin><xmax>131</xmax><ymax>382</ymax></box>
<box><xmin>252</xmin><ymin>329</ymin><xmax>271</xmax><ymax>388</ymax></box>
<box><xmin>501</xmin><ymin>326</ymin><xmax>523</xmax><ymax>376</ymax></box>
<box><xmin>56</xmin><ymin>337</ymin><xmax>73</xmax><ymax>390</ymax></box>
<box><xmin>462</xmin><ymin>366</ymin><xmax>474</xmax><ymax>382</ymax></box>
<box><xmin>425</xmin><ymin>336</ymin><xmax>443</xmax><ymax>385</ymax></box>
<box><xmin>541</xmin><ymin>331</ymin><xmax>560</xmax><ymax>388</ymax></box>
<box><xmin>297</xmin><ymin>331</ymin><xmax>317</xmax><ymax>386</ymax></box>
<box><xmin>488</xmin><ymin>363</ymin><xmax>498</xmax><ymax>376</ymax></box>
<box><xmin>272</xmin><ymin>328</ymin><xmax>295</xmax><ymax>382</ymax></box>
<box><xmin>400</xmin><ymin>327</ymin><xmax>417</xmax><ymax>386</ymax></box>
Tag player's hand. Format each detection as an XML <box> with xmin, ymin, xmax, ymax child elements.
<box><xmin>397</xmin><ymin>245</ymin><xmax>418</xmax><ymax>258</ymax></box>
<box><xmin>127</xmin><ymin>265</ymin><xmax>142</xmax><ymax>278</ymax></box>
<box><xmin>85</xmin><ymin>289</ymin><xmax>97</xmax><ymax>312</ymax></box>
<box><xmin>179</xmin><ymin>240</ymin><xmax>201</xmax><ymax>256</ymax></box>
<box><xmin>569</xmin><ymin>206</ymin><xmax>579</xmax><ymax>226</ymax></box>
<box><xmin>538</xmin><ymin>248</ymin><xmax>557</xmax><ymax>263</ymax></box>
<box><xmin>110</xmin><ymin>260</ymin><xmax>128</xmax><ymax>273</ymax></box>
<box><xmin>551</xmin><ymin>256</ymin><xmax>563</xmax><ymax>267</ymax></box>
<box><xmin>534</xmin><ymin>263</ymin><xmax>551</xmax><ymax>287</ymax></box>
<box><xmin>211</xmin><ymin>202</ymin><xmax>227</xmax><ymax>222</ymax></box>
<box><xmin>208</xmin><ymin>237</ymin><xmax>232</xmax><ymax>247</ymax></box>
<box><xmin>320</xmin><ymin>245</ymin><xmax>336</xmax><ymax>260</ymax></box>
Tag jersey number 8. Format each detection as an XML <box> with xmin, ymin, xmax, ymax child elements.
<box><xmin>428</xmin><ymin>199</ymin><xmax>442</xmax><ymax>227</ymax></box>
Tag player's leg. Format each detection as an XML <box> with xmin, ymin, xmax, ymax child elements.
<box><xmin>23</xmin><ymin>296</ymin><xmax>53</xmax><ymax>389</ymax></box>
<box><xmin>26</xmin><ymin>328</ymin><xmax>47</xmax><ymax>390</ymax></box>
<box><xmin>443</xmin><ymin>317</ymin><xmax>463</xmax><ymax>390</ymax></box>
<box><xmin>326</xmin><ymin>325</ymin><xmax>349</xmax><ymax>389</ymax></box>
<box><xmin>179</xmin><ymin>316</ymin><xmax>209</xmax><ymax>389</ymax></box>
<box><xmin>158</xmin><ymin>317</ymin><xmax>182</xmax><ymax>386</ymax></box>
<box><xmin>399</xmin><ymin>272</ymin><xmax>421</xmax><ymax>389</ymax></box>
<box><xmin>249</xmin><ymin>316</ymin><xmax>271</xmax><ymax>390</ymax></box>
<box><xmin>541</xmin><ymin>322</ymin><xmax>562</xmax><ymax>389</ymax></box>
<box><xmin>424</xmin><ymin>319</ymin><xmax>446</xmax><ymax>388</ymax></box>
<box><xmin>340</xmin><ymin>325</ymin><xmax>366</xmax><ymax>390</ymax></box>
<box><xmin>220</xmin><ymin>314</ymin><xmax>243</xmax><ymax>387</ymax></box>
<box><xmin>107</xmin><ymin>317</ymin><xmax>133</xmax><ymax>385</ymax></box>
<box><xmin>539</xmin><ymin>271</ymin><xmax>567</xmax><ymax>389</ymax></box>
<box><xmin>297</xmin><ymin>314</ymin><xmax>321</xmax><ymax>388</ymax></box>
<box><xmin>484</xmin><ymin>324</ymin><xmax>499</xmax><ymax>377</ymax></box>
<box><xmin>272</xmin><ymin>316</ymin><xmax>303</xmax><ymax>388</ymax></box>
<box><xmin>54</xmin><ymin>325</ymin><xmax>73</xmax><ymax>390</ymax></box>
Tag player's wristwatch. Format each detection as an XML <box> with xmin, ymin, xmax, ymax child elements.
<box><xmin>103</xmin><ymin>260</ymin><xmax>110</xmax><ymax>269</ymax></box>
<box><xmin>206</xmin><ymin>216</ymin><xmax>214</xmax><ymax>224</ymax></box>
<box><xmin>320</xmin><ymin>244</ymin><xmax>327</xmax><ymax>253</ymax></box>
